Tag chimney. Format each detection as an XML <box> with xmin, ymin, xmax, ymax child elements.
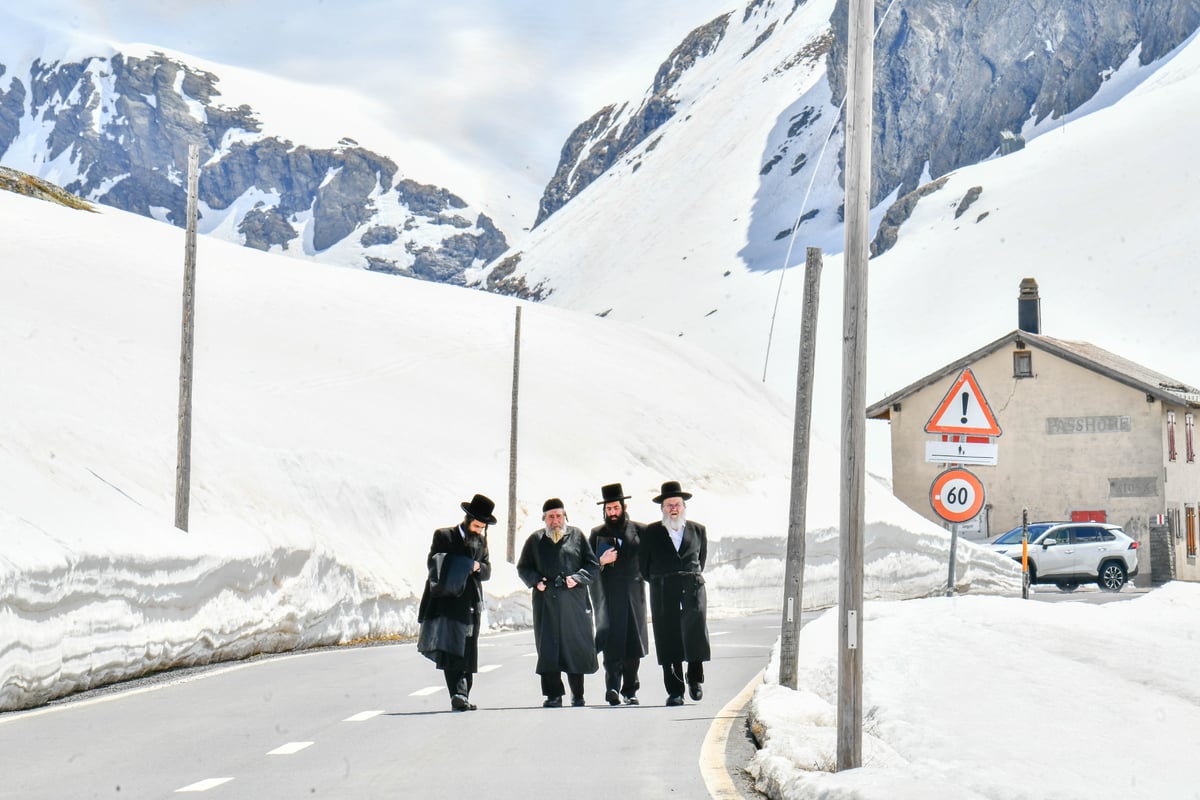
<box><xmin>1018</xmin><ymin>277</ymin><xmax>1041</xmax><ymax>334</ymax></box>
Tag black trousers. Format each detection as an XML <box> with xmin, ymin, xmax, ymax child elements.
<box><xmin>603</xmin><ymin>654</ymin><xmax>641</xmax><ymax>696</ymax></box>
<box><xmin>541</xmin><ymin>672</ymin><xmax>585</xmax><ymax>700</ymax></box>
<box><xmin>662</xmin><ymin>662</ymin><xmax>704</xmax><ymax>696</ymax></box>
<box><xmin>443</xmin><ymin>669</ymin><xmax>474</xmax><ymax>698</ymax></box>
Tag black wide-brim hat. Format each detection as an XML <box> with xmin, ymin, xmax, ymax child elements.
<box><xmin>461</xmin><ymin>493</ymin><xmax>498</xmax><ymax>525</ymax></box>
<box><xmin>652</xmin><ymin>480</ymin><xmax>693</xmax><ymax>504</ymax></box>
<box><xmin>597</xmin><ymin>482</ymin><xmax>632</xmax><ymax>505</ymax></box>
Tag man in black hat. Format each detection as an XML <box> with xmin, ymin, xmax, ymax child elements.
<box><xmin>517</xmin><ymin>498</ymin><xmax>600</xmax><ymax>707</ymax></box>
<box><xmin>588</xmin><ymin>482</ymin><xmax>648</xmax><ymax>705</ymax></box>
<box><xmin>417</xmin><ymin>493</ymin><xmax>495</xmax><ymax>711</ymax></box>
<box><xmin>639</xmin><ymin>481</ymin><xmax>711</xmax><ymax>706</ymax></box>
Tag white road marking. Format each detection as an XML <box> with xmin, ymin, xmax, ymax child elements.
<box><xmin>175</xmin><ymin>777</ymin><xmax>234</xmax><ymax>792</ymax></box>
<box><xmin>268</xmin><ymin>742</ymin><xmax>314</xmax><ymax>756</ymax></box>
<box><xmin>522</xmin><ymin>652</ymin><xmax>538</xmax><ymax>657</ymax></box>
<box><xmin>410</xmin><ymin>685</ymin><xmax>443</xmax><ymax>696</ymax></box>
<box><xmin>478</xmin><ymin>664</ymin><xmax>502</xmax><ymax>673</ymax></box>
<box><xmin>343</xmin><ymin>710</ymin><xmax>384</xmax><ymax>722</ymax></box>
<box><xmin>711</xmin><ymin>631</ymin><xmax>731</xmax><ymax>636</ymax></box>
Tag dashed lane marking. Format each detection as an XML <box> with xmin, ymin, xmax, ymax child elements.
<box><xmin>267</xmin><ymin>742</ymin><xmax>314</xmax><ymax>756</ymax></box>
<box><xmin>478</xmin><ymin>664</ymin><xmax>502</xmax><ymax>673</ymax></box>
<box><xmin>175</xmin><ymin>777</ymin><xmax>234</xmax><ymax>792</ymax></box>
<box><xmin>410</xmin><ymin>685</ymin><xmax>443</xmax><ymax>696</ymax></box>
<box><xmin>343</xmin><ymin>710</ymin><xmax>384</xmax><ymax>722</ymax></box>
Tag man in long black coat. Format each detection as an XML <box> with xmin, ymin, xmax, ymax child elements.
<box><xmin>416</xmin><ymin>493</ymin><xmax>495</xmax><ymax>711</ymax></box>
<box><xmin>517</xmin><ymin>497</ymin><xmax>600</xmax><ymax>707</ymax></box>
<box><xmin>639</xmin><ymin>480</ymin><xmax>711</xmax><ymax>707</ymax></box>
<box><xmin>588</xmin><ymin>482</ymin><xmax>648</xmax><ymax>705</ymax></box>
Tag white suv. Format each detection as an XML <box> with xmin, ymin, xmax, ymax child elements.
<box><xmin>989</xmin><ymin>522</ymin><xmax>1139</xmax><ymax>592</ymax></box>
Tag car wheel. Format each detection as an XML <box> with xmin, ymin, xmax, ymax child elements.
<box><xmin>1097</xmin><ymin>562</ymin><xmax>1126</xmax><ymax>592</ymax></box>
<box><xmin>1056</xmin><ymin>581</ymin><xmax>1079</xmax><ymax>592</ymax></box>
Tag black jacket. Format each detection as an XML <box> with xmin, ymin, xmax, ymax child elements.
<box><xmin>517</xmin><ymin>526</ymin><xmax>600</xmax><ymax>675</ymax></box>
<box><xmin>640</xmin><ymin>520</ymin><xmax>711</xmax><ymax>664</ymax></box>
<box><xmin>588</xmin><ymin>519</ymin><xmax>648</xmax><ymax>659</ymax></box>
<box><xmin>417</xmin><ymin>525</ymin><xmax>491</xmax><ymax>667</ymax></box>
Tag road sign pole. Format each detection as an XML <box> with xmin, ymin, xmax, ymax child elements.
<box><xmin>946</xmin><ymin>522</ymin><xmax>959</xmax><ymax>596</ymax></box>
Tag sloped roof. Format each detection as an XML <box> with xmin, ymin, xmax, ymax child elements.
<box><xmin>867</xmin><ymin>330</ymin><xmax>1200</xmax><ymax>420</ymax></box>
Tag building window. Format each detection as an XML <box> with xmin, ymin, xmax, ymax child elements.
<box><xmin>1187</xmin><ymin>412</ymin><xmax>1196</xmax><ymax>463</ymax></box>
<box><xmin>1187</xmin><ymin>505</ymin><xmax>1197</xmax><ymax>558</ymax></box>
<box><xmin>1013</xmin><ymin>350</ymin><xmax>1032</xmax><ymax>378</ymax></box>
<box><xmin>1168</xmin><ymin>411</ymin><xmax>1177</xmax><ymax>462</ymax></box>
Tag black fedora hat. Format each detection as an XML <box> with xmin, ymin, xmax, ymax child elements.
<box><xmin>652</xmin><ymin>480</ymin><xmax>693</xmax><ymax>504</ymax></box>
<box><xmin>596</xmin><ymin>482</ymin><xmax>632</xmax><ymax>505</ymax></box>
<box><xmin>461</xmin><ymin>493</ymin><xmax>498</xmax><ymax>525</ymax></box>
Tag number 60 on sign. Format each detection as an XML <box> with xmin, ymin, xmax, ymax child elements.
<box><xmin>929</xmin><ymin>467</ymin><xmax>985</xmax><ymax>523</ymax></box>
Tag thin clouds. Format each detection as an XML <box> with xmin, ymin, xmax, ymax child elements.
<box><xmin>11</xmin><ymin>1</ymin><xmax>736</xmax><ymax>225</ymax></box>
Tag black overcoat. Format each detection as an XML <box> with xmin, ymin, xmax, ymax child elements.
<box><xmin>588</xmin><ymin>519</ymin><xmax>648</xmax><ymax>660</ymax></box>
<box><xmin>417</xmin><ymin>525</ymin><xmax>491</xmax><ymax>671</ymax></box>
<box><xmin>639</xmin><ymin>520</ymin><xmax>711</xmax><ymax>664</ymax></box>
<box><xmin>516</xmin><ymin>526</ymin><xmax>600</xmax><ymax>675</ymax></box>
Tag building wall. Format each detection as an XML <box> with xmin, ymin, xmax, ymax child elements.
<box><xmin>1164</xmin><ymin>408</ymin><xmax>1200</xmax><ymax>581</ymax></box>
<box><xmin>883</xmin><ymin>343</ymin><xmax>1179</xmax><ymax>582</ymax></box>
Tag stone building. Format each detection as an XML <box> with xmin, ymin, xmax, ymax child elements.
<box><xmin>867</xmin><ymin>279</ymin><xmax>1200</xmax><ymax>584</ymax></box>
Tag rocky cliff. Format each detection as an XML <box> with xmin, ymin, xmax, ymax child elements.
<box><xmin>0</xmin><ymin>51</ymin><xmax>507</xmax><ymax>285</ymax></box>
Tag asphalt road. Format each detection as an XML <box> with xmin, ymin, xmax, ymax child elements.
<box><xmin>0</xmin><ymin>611</ymin><xmax>784</xmax><ymax>799</ymax></box>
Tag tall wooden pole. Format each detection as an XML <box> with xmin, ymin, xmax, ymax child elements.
<box><xmin>838</xmin><ymin>0</ymin><xmax>874</xmax><ymax>771</ymax></box>
<box><xmin>507</xmin><ymin>305</ymin><xmax>522</xmax><ymax>563</ymax></box>
<box><xmin>174</xmin><ymin>143</ymin><xmax>200</xmax><ymax>532</ymax></box>
<box><xmin>779</xmin><ymin>247</ymin><xmax>822</xmax><ymax>689</ymax></box>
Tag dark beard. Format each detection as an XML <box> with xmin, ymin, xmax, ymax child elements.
<box><xmin>604</xmin><ymin>513</ymin><xmax>626</xmax><ymax>531</ymax></box>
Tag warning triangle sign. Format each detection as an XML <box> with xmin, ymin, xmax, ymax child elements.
<box><xmin>924</xmin><ymin>368</ymin><xmax>1002</xmax><ymax>436</ymax></box>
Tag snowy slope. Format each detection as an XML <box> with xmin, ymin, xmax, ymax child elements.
<box><xmin>478</xmin><ymin>7</ymin><xmax>1200</xmax><ymax>476</ymax></box>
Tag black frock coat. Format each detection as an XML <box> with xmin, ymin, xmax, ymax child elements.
<box><xmin>588</xmin><ymin>519</ymin><xmax>648</xmax><ymax>660</ymax></box>
<box><xmin>516</xmin><ymin>526</ymin><xmax>600</xmax><ymax>675</ymax></box>
<box><xmin>639</xmin><ymin>520</ymin><xmax>711</xmax><ymax>664</ymax></box>
<box><xmin>417</xmin><ymin>525</ymin><xmax>491</xmax><ymax>671</ymax></box>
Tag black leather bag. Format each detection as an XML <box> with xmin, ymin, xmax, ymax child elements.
<box><xmin>428</xmin><ymin>552</ymin><xmax>474</xmax><ymax>598</ymax></box>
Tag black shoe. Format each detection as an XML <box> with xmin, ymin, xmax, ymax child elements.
<box><xmin>605</xmin><ymin>689</ymin><xmax>620</xmax><ymax>706</ymax></box>
<box><xmin>543</xmin><ymin>696</ymin><xmax>563</xmax><ymax>708</ymax></box>
<box><xmin>666</xmin><ymin>695</ymin><xmax>684</xmax><ymax>706</ymax></box>
<box><xmin>623</xmin><ymin>695</ymin><xmax>639</xmax><ymax>705</ymax></box>
<box><xmin>688</xmin><ymin>682</ymin><xmax>703</xmax><ymax>702</ymax></box>
<box><xmin>451</xmin><ymin>694</ymin><xmax>471</xmax><ymax>711</ymax></box>
<box><xmin>571</xmin><ymin>696</ymin><xmax>586</xmax><ymax>707</ymax></box>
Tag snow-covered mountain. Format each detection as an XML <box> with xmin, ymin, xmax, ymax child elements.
<box><xmin>478</xmin><ymin>0</ymin><xmax>1200</xmax><ymax>474</ymax></box>
<box><xmin>0</xmin><ymin>11</ymin><xmax>507</xmax><ymax>286</ymax></box>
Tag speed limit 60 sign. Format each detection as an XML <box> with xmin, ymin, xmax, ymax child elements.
<box><xmin>929</xmin><ymin>467</ymin><xmax>985</xmax><ymax>523</ymax></box>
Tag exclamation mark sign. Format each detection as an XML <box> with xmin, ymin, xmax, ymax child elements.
<box><xmin>960</xmin><ymin>392</ymin><xmax>969</xmax><ymax>424</ymax></box>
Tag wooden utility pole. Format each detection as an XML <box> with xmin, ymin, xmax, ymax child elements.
<box><xmin>779</xmin><ymin>247</ymin><xmax>822</xmax><ymax>689</ymax></box>
<box><xmin>838</xmin><ymin>0</ymin><xmax>874</xmax><ymax>772</ymax></box>
<box><xmin>174</xmin><ymin>143</ymin><xmax>200</xmax><ymax>532</ymax></box>
<box><xmin>507</xmin><ymin>305</ymin><xmax>522</xmax><ymax>563</ymax></box>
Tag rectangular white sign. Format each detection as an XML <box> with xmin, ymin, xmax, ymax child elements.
<box><xmin>925</xmin><ymin>440</ymin><xmax>998</xmax><ymax>466</ymax></box>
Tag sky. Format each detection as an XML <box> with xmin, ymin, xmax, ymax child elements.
<box><xmin>8</xmin><ymin>0</ymin><xmax>739</xmax><ymax>229</ymax></box>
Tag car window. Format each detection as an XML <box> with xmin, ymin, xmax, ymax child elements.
<box><xmin>1040</xmin><ymin>528</ymin><xmax>1072</xmax><ymax>545</ymax></box>
<box><xmin>1073</xmin><ymin>527</ymin><xmax>1102</xmax><ymax>544</ymax></box>
<box><xmin>1098</xmin><ymin>529</ymin><xmax>1117</xmax><ymax>542</ymax></box>
<box><xmin>994</xmin><ymin>524</ymin><xmax>1054</xmax><ymax>544</ymax></box>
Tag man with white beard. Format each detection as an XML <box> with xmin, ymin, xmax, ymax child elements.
<box><xmin>638</xmin><ymin>481</ymin><xmax>711</xmax><ymax>706</ymax></box>
<box><xmin>517</xmin><ymin>498</ymin><xmax>600</xmax><ymax>707</ymax></box>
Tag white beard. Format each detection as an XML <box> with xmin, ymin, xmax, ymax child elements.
<box><xmin>662</xmin><ymin>510</ymin><xmax>687</xmax><ymax>532</ymax></box>
<box><xmin>545</xmin><ymin>523</ymin><xmax>565</xmax><ymax>537</ymax></box>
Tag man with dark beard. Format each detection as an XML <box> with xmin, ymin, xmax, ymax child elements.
<box><xmin>416</xmin><ymin>493</ymin><xmax>495</xmax><ymax>711</ymax></box>
<box><xmin>639</xmin><ymin>480</ymin><xmax>711</xmax><ymax>706</ymax></box>
<box><xmin>517</xmin><ymin>498</ymin><xmax>600</xmax><ymax>707</ymax></box>
<box><xmin>588</xmin><ymin>482</ymin><xmax>648</xmax><ymax>706</ymax></box>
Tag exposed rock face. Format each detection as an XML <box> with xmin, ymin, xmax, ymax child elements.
<box><xmin>533</xmin><ymin>13</ymin><xmax>733</xmax><ymax>227</ymax></box>
<box><xmin>827</xmin><ymin>0</ymin><xmax>1200</xmax><ymax>206</ymax></box>
<box><xmin>0</xmin><ymin>51</ymin><xmax>508</xmax><ymax>285</ymax></box>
